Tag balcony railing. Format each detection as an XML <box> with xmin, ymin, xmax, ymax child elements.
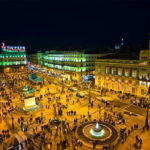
<box><xmin>138</xmin><ymin>77</ymin><xmax>150</xmax><ymax>81</ymax></box>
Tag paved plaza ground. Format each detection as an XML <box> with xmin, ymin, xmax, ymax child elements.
<box><xmin>0</xmin><ymin>68</ymin><xmax>150</xmax><ymax>150</ymax></box>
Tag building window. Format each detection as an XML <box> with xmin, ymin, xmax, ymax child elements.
<box><xmin>132</xmin><ymin>87</ymin><xmax>135</xmax><ymax>94</ymax></box>
<box><xmin>118</xmin><ymin>68</ymin><xmax>122</xmax><ymax>76</ymax></box>
<box><xmin>125</xmin><ymin>86</ymin><xmax>128</xmax><ymax>92</ymax></box>
<box><xmin>99</xmin><ymin>81</ymin><xmax>101</xmax><ymax>87</ymax></box>
<box><xmin>106</xmin><ymin>67</ymin><xmax>110</xmax><ymax>75</ymax></box>
<box><xmin>132</xmin><ymin>70</ymin><xmax>137</xmax><ymax>78</ymax></box>
<box><xmin>118</xmin><ymin>84</ymin><xmax>121</xmax><ymax>91</ymax></box>
<box><xmin>141</xmin><ymin>89</ymin><xmax>145</xmax><ymax>95</ymax></box>
<box><xmin>112</xmin><ymin>84</ymin><xmax>114</xmax><ymax>90</ymax></box>
<box><xmin>106</xmin><ymin>83</ymin><xmax>108</xmax><ymax>89</ymax></box>
<box><xmin>142</xmin><ymin>71</ymin><xmax>147</xmax><ymax>79</ymax></box>
<box><xmin>112</xmin><ymin>68</ymin><xmax>116</xmax><ymax>75</ymax></box>
<box><xmin>125</xmin><ymin>69</ymin><xmax>129</xmax><ymax>77</ymax></box>
<box><xmin>98</xmin><ymin>68</ymin><xmax>101</xmax><ymax>74</ymax></box>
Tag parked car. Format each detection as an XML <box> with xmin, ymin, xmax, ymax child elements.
<box><xmin>76</xmin><ymin>91</ymin><xmax>88</xmax><ymax>98</ymax></box>
<box><xmin>73</xmin><ymin>84</ymin><xmax>78</xmax><ymax>87</ymax></box>
<box><xmin>96</xmin><ymin>96</ymin><xmax>112</xmax><ymax>102</ymax></box>
<box><xmin>66</xmin><ymin>84</ymin><xmax>71</xmax><ymax>87</ymax></box>
<box><xmin>69</xmin><ymin>87</ymin><xmax>78</xmax><ymax>92</ymax></box>
<box><xmin>49</xmin><ymin>118</ymin><xmax>61</xmax><ymax>125</ymax></box>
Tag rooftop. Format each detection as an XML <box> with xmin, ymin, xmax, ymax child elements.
<box><xmin>44</xmin><ymin>49</ymin><xmax>111</xmax><ymax>55</ymax></box>
<box><xmin>98</xmin><ymin>52</ymin><xmax>139</xmax><ymax>60</ymax></box>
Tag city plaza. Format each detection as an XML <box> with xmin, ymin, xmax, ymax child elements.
<box><xmin>0</xmin><ymin>42</ymin><xmax>150</xmax><ymax>150</ymax></box>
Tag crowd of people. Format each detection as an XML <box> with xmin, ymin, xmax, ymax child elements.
<box><xmin>0</xmin><ymin>67</ymin><xmax>147</xmax><ymax>150</ymax></box>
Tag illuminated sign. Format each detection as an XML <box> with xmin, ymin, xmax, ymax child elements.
<box><xmin>1</xmin><ymin>42</ymin><xmax>25</xmax><ymax>51</ymax></box>
<box><xmin>7</xmin><ymin>46</ymin><xmax>25</xmax><ymax>50</ymax></box>
<box><xmin>1</xmin><ymin>42</ymin><xmax>26</xmax><ymax>52</ymax></box>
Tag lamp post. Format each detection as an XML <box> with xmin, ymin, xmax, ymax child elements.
<box><xmin>41</xmin><ymin>112</ymin><xmax>43</xmax><ymax>120</ymax></box>
<box><xmin>145</xmin><ymin>86</ymin><xmax>150</xmax><ymax>129</ymax></box>
<box><xmin>88</xmin><ymin>81</ymin><xmax>91</xmax><ymax>104</ymax></box>
<box><xmin>11</xmin><ymin>116</ymin><xmax>14</xmax><ymax>129</ymax></box>
<box><xmin>61</xmin><ymin>72</ymin><xmax>64</xmax><ymax>94</ymax></box>
<box><xmin>98</xmin><ymin>104</ymin><xmax>101</xmax><ymax>119</ymax></box>
<box><xmin>62</xmin><ymin>78</ymin><xmax>64</xmax><ymax>94</ymax></box>
<box><xmin>53</xmin><ymin>104</ymin><xmax>57</xmax><ymax>117</ymax></box>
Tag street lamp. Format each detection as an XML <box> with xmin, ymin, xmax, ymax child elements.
<box><xmin>11</xmin><ymin>116</ymin><xmax>14</xmax><ymax>129</ymax></box>
<box><xmin>61</xmin><ymin>72</ymin><xmax>64</xmax><ymax>94</ymax></box>
<box><xmin>62</xmin><ymin>77</ymin><xmax>64</xmax><ymax>93</ymax></box>
<box><xmin>98</xmin><ymin>104</ymin><xmax>101</xmax><ymax>119</ymax></box>
<box><xmin>145</xmin><ymin>86</ymin><xmax>150</xmax><ymax>129</ymax></box>
<box><xmin>41</xmin><ymin>112</ymin><xmax>43</xmax><ymax>120</ymax></box>
<box><xmin>53</xmin><ymin>104</ymin><xmax>57</xmax><ymax>117</ymax></box>
<box><xmin>88</xmin><ymin>81</ymin><xmax>91</xmax><ymax>104</ymax></box>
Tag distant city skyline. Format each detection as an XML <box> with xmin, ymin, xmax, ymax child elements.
<box><xmin>0</xmin><ymin>0</ymin><xmax>149</xmax><ymax>53</ymax></box>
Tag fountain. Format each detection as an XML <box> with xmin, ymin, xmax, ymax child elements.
<box><xmin>77</xmin><ymin>121</ymin><xmax>118</xmax><ymax>148</ymax></box>
<box><xmin>90</xmin><ymin>122</ymin><xmax>105</xmax><ymax>138</ymax></box>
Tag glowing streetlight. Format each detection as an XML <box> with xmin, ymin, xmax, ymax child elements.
<box><xmin>145</xmin><ymin>86</ymin><xmax>150</xmax><ymax>129</ymax></box>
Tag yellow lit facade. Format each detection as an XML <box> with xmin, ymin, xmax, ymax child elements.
<box><xmin>95</xmin><ymin>48</ymin><xmax>150</xmax><ymax>97</ymax></box>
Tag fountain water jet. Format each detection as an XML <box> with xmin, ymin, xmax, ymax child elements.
<box><xmin>90</xmin><ymin>122</ymin><xmax>105</xmax><ymax>138</ymax></box>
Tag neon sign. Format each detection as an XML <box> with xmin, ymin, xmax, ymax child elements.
<box><xmin>7</xmin><ymin>46</ymin><xmax>25</xmax><ymax>50</ymax></box>
<box><xmin>1</xmin><ymin>42</ymin><xmax>25</xmax><ymax>51</ymax></box>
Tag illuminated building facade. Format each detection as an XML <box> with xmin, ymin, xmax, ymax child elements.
<box><xmin>29</xmin><ymin>51</ymin><xmax>42</xmax><ymax>65</ymax></box>
<box><xmin>95</xmin><ymin>47</ymin><xmax>150</xmax><ymax>97</ymax></box>
<box><xmin>0</xmin><ymin>42</ymin><xmax>27</xmax><ymax>73</ymax></box>
<box><xmin>40</xmin><ymin>50</ymin><xmax>109</xmax><ymax>81</ymax></box>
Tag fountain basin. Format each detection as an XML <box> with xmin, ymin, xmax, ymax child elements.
<box><xmin>77</xmin><ymin>122</ymin><xmax>118</xmax><ymax>145</ymax></box>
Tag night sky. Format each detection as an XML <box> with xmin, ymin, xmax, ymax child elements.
<box><xmin>0</xmin><ymin>0</ymin><xmax>150</xmax><ymax>53</ymax></box>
